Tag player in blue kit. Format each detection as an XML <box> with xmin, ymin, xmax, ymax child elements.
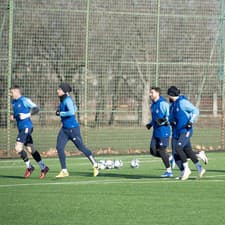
<box><xmin>167</xmin><ymin>86</ymin><xmax>205</xmax><ymax>180</ymax></box>
<box><xmin>10</xmin><ymin>85</ymin><xmax>49</xmax><ymax>179</ymax></box>
<box><xmin>146</xmin><ymin>87</ymin><xmax>173</xmax><ymax>178</ymax></box>
<box><xmin>55</xmin><ymin>83</ymin><xmax>99</xmax><ymax>178</ymax></box>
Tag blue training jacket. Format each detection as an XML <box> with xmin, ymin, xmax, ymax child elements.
<box><xmin>169</xmin><ymin>95</ymin><xmax>199</xmax><ymax>138</ymax></box>
<box><xmin>149</xmin><ymin>96</ymin><xmax>170</xmax><ymax>138</ymax></box>
<box><xmin>59</xmin><ymin>95</ymin><xmax>79</xmax><ymax>129</ymax></box>
<box><xmin>12</xmin><ymin>96</ymin><xmax>36</xmax><ymax>130</ymax></box>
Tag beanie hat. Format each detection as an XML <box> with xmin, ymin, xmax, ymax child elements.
<box><xmin>59</xmin><ymin>83</ymin><xmax>72</xmax><ymax>93</ymax></box>
<box><xmin>167</xmin><ymin>86</ymin><xmax>180</xmax><ymax>96</ymax></box>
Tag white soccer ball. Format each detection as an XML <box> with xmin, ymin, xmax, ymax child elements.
<box><xmin>98</xmin><ymin>160</ymin><xmax>106</xmax><ymax>170</ymax></box>
<box><xmin>105</xmin><ymin>160</ymin><xmax>114</xmax><ymax>169</ymax></box>
<box><xmin>114</xmin><ymin>160</ymin><xmax>123</xmax><ymax>169</ymax></box>
<box><xmin>130</xmin><ymin>159</ymin><xmax>140</xmax><ymax>168</ymax></box>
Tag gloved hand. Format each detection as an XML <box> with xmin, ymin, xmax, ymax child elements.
<box><xmin>19</xmin><ymin>113</ymin><xmax>31</xmax><ymax>120</ymax></box>
<box><xmin>155</xmin><ymin>118</ymin><xmax>168</xmax><ymax>126</ymax></box>
<box><xmin>56</xmin><ymin>110</ymin><xmax>60</xmax><ymax>116</ymax></box>
<box><xmin>146</xmin><ymin>123</ymin><xmax>152</xmax><ymax>130</ymax></box>
<box><xmin>185</xmin><ymin>121</ymin><xmax>193</xmax><ymax>130</ymax></box>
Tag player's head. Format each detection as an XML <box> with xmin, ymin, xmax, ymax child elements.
<box><xmin>167</xmin><ymin>86</ymin><xmax>180</xmax><ymax>102</ymax></box>
<box><xmin>10</xmin><ymin>85</ymin><xmax>22</xmax><ymax>99</ymax></box>
<box><xmin>150</xmin><ymin>87</ymin><xmax>161</xmax><ymax>101</ymax></box>
<box><xmin>57</xmin><ymin>83</ymin><xmax>72</xmax><ymax>96</ymax></box>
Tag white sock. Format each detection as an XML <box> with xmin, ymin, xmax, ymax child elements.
<box><xmin>89</xmin><ymin>155</ymin><xmax>97</xmax><ymax>166</ymax></box>
<box><xmin>183</xmin><ymin>162</ymin><xmax>189</xmax><ymax>170</ymax></box>
<box><xmin>166</xmin><ymin>167</ymin><xmax>172</xmax><ymax>173</ymax></box>
<box><xmin>38</xmin><ymin>160</ymin><xmax>45</xmax><ymax>170</ymax></box>
<box><xmin>25</xmin><ymin>160</ymin><xmax>32</xmax><ymax>168</ymax></box>
<box><xmin>62</xmin><ymin>169</ymin><xmax>68</xmax><ymax>173</ymax></box>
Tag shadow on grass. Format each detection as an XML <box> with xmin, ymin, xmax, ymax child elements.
<box><xmin>0</xmin><ymin>175</ymin><xmax>24</xmax><ymax>179</ymax></box>
<box><xmin>206</xmin><ymin>169</ymin><xmax>225</xmax><ymax>173</ymax></box>
<box><xmin>74</xmin><ymin>171</ymin><xmax>160</xmax><ymax>179</ymax></box>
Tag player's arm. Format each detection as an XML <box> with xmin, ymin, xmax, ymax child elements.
<box><xmin>155</xmin><ymin>102</ymin><xmax>169</xmax><ymax>126</ymax></box>
<box><xmin>20</xmin><ymin>97</ymin><xmax>39</xmax><ymax>119</ymax></box>
<box><xmin>180</xmin><ymin>99</ymin><xmax>199</xmax><ymax>123</ymax></box>
<box><xmin>60</xmin><ymin>98</ymin><xmax>77</xmax><ymax>117</ymax></box>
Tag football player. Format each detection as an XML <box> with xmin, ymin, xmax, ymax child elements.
<box><xmin>146</xmin><ymin>87</ymin><xmax>173</xmax><ymax>178</ymax></box>
<box><xmin>10</xmin><ymin>85</ymin><xmax>49</xmax><ymax>178</ymax></box>
<box><xmin>55</xmin><ymin>83</ymin><xmax>99</xmax><ymax>178</ymax></box>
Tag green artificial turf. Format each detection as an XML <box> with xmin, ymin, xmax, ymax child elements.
<box><xmin>0</xmin><ymin>152</ymin><xmax>225</xmax><ymax>225</ymax></box>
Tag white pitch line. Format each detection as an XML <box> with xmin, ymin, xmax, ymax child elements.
<box><xmin>0</xmin><ymin>175</ymin><xmax>224</xmax><ymax>188</ymax></box>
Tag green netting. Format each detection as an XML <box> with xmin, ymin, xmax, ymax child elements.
<box><xmin>0</xmin><ymin>0</ymin><xmax>225</xmax><ymax>157</ymax></box>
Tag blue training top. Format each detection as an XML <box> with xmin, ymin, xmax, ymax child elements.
<box><xmin>12</xmin><ymin>96</ymin><xmax>36</xmax><ymax>130</ymax></box>
<box><xmin>58</xmin><ymin>95</ymin><xmax>79</xmax><ymax>129</ymax></box>
<box><xmin>169</xmin><ymin>95</ymin><xmax>199</xmax><ymax>138</ymax></box>
<box><xmin>149</xmin><ymin>96</ymin><xmax>170</xmax><ymax>138</ymax></box>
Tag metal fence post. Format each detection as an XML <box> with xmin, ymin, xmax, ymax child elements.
<box><xmin>7</xmin><ymin>0</ymin><xmax>14</xmax><ymax>157</ymax></box>
<box><xmin>84</xmin><ymin>0</ymin><xmax>90</xmax><ymax>144</ymax></box>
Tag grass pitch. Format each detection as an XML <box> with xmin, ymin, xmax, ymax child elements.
<box><xmin>0</xmin><ymin>152</ymin><xmax>225</xmax><ymax>225</ymax></box>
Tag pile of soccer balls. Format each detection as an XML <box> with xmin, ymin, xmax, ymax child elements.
<box><xmin>98</xmin><ymin>159</ymin><xmax>123</xmax><ymax>169</ymax></box>
<box><xmin>97</xmin><ymin>159</ymin><xmax>139</xmax><ymax>170</ymax></box>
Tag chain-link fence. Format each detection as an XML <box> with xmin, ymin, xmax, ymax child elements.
<box><xmin>0</xmin><ymin>0</ymin><xmax>225</xmax><ymax>157</ymax></box>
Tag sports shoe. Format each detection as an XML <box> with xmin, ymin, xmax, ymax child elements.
<box><xmin>197</xmin><ymin>151</ymin><xmax>208</xmax><ymax>164</ymax></box>
<box><xmin>24</xmin><ymin>166</ymin><xmax>35</xmax><ymax>178</ymax></box>
<box><xmin>198</xmin><ymin>168</ymin><xmax>206</xmax><ymax>178</ymax></box>
<box><xmin>181</xmin><ymin>168</ymin><xmax>191</xmax><ymax>181</ymax></box>
<box><xmin>56</xmin><ymin>170</ymin><xmax>69</xmax><ymax>178</ymax></box>
<box><xmin>169</xmin><ymin>155</ymin><xmax>176</xmax><ymax>169</ymax></box>
<box><xmin>160</xmin><ymin>171</ymin><xmax>173</xmax><ymax>178</ymax></box>
<box><xmin>175</xmin><ymin>170</ymin><xmax>184</xmax><ymax>180</ymax></box>
<box><xmin>93</xmin><ymin>166</ymin><xmax>99</xmax><ymax>177</ymax></box>
<box><xmin>39</xmin><ymin>166</ymin><xmax>49</xmax><ymax>179</ymax></box>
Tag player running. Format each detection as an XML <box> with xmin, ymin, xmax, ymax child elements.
<box><xmin>55</xmin><ymin>83</ymin><xmax>99</xmax><ymax>178</ymax></box>
<box><xmin>146</xmin><ymin>87</ymin><xmax>173</xmax><ymax>178</ymax></box>
<box><xmin>10</xmin><ymin>85</ymin><xmax>49</xmax><ymax>179</ymax></box>
<box><xmin>167</xmin><ymin>86</ymin><xmax>205</xmax><ymax>180</ymax></box>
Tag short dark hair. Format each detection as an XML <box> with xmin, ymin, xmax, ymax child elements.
<box><xmin>10</xmin><ymin>85</ymin><xmax>21</xmax><ymax>90</ymax></box>
<box><xmin>150</xmin><ymin>86</ymin><xmax>161</xmax><ymax>94</ymax></box>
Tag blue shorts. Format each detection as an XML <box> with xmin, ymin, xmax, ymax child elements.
<box><xmin>150</xmin><ymin>136</ymin><xmax>169</xmax><ymax>149</ymax></box>
<box><xmin>16</xmin><ymin>128</ymin><xmax>33</xmax><ymax>145</ymax></box>
<box><xmin>171</xmin><ymin>132</ymin><xmax>192</xmax><ymax>155</ymax></box>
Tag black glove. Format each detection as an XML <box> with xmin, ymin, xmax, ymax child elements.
<box><xmin>155</xmin><ymin>117</ymin><xmax>168</xmax><ymax>126</ymax></box>
<box><xmin>31</xmin><ymin>106</ymin><xmax>39</xmax><ymax>115</ymax></box>
<box><xmin>146</xmin><ymin>123</ymin><xmax>152</xmax><ymax>130</ymax></box>
<box><xmin>185</xmin><ymin>121</ymin><xmax>193</xmax><ymax>130</ymax></box>
<box><xmin>56</xmin><ymin>110</ymin><xmax>60</xmax><ymax>116</ymax></box>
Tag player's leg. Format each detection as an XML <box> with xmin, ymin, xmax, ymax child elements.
<box><xmin>69</xmin><ymin>127</ymin><xmax>99</xmax><ymax>176</ymax></box>
<box><xmin>15</xmin><ymin>129</ymin><xmax>34</xmax><ymax>178</ymax></box>
<box><xmin>175</xmin><ymin>133</ymin><xmax>191</xmax><ymax>180</ymax></box>
<box><xmin>25</xmin><ymin>134</ymin><xmax>49</xmax><ymax>179</ymax></box>
<box><xmin>158</xmin><ymin>137</ymin><xmax>173</xmax><ymax>178</ymax></box>
<box><xmin>56</xmin><ymin>128</ymin><xmax>69</xmax><ymax>178</ymax></box>
<box><xmin>183</xmin><ymin>142</ymin><xmax>205</xmax><ymax>178</ymax></box>
<box><xmin>150</xmin><ymin>136</ymin><xmax>160</xmax><ymax>157</ymax></box>
<box><xmin>172</xmin><ymin>137</ymin><xmax>184</xmax><ymax>170</ymax></box>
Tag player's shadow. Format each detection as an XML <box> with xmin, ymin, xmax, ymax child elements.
<box><xmin>204</xmin><ymin>169</ymin><xmax>225</xmax><ymax>173</ymax></box>
<box><xmin>0</xmin><ymin>175</ymin><xmax>24</xmax><ymax>179</ymax></box>
<box><xmin>74</xmin><ymin>171</ymin><xmax>159</xmax><ymax>179</ymax></box>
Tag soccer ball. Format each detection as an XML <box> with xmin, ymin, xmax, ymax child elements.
<box><xmin>130</xmin><ymin>159</ymin><xmax>140</xmax><ymax>168</ymax></box>
<box><xmin>105</xmin><ymin>160</ymin><xmax>114</xmax><ymax>169</ymax></box>
<box><xmin>114</xmin><ymin>160</ymin><xmax>123</xmax><ymax>169</ymax></box>
<box><xmin>98</xmin><ymin>160</ymin><xmax>106</xmax><ymax>170</ymax></box>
